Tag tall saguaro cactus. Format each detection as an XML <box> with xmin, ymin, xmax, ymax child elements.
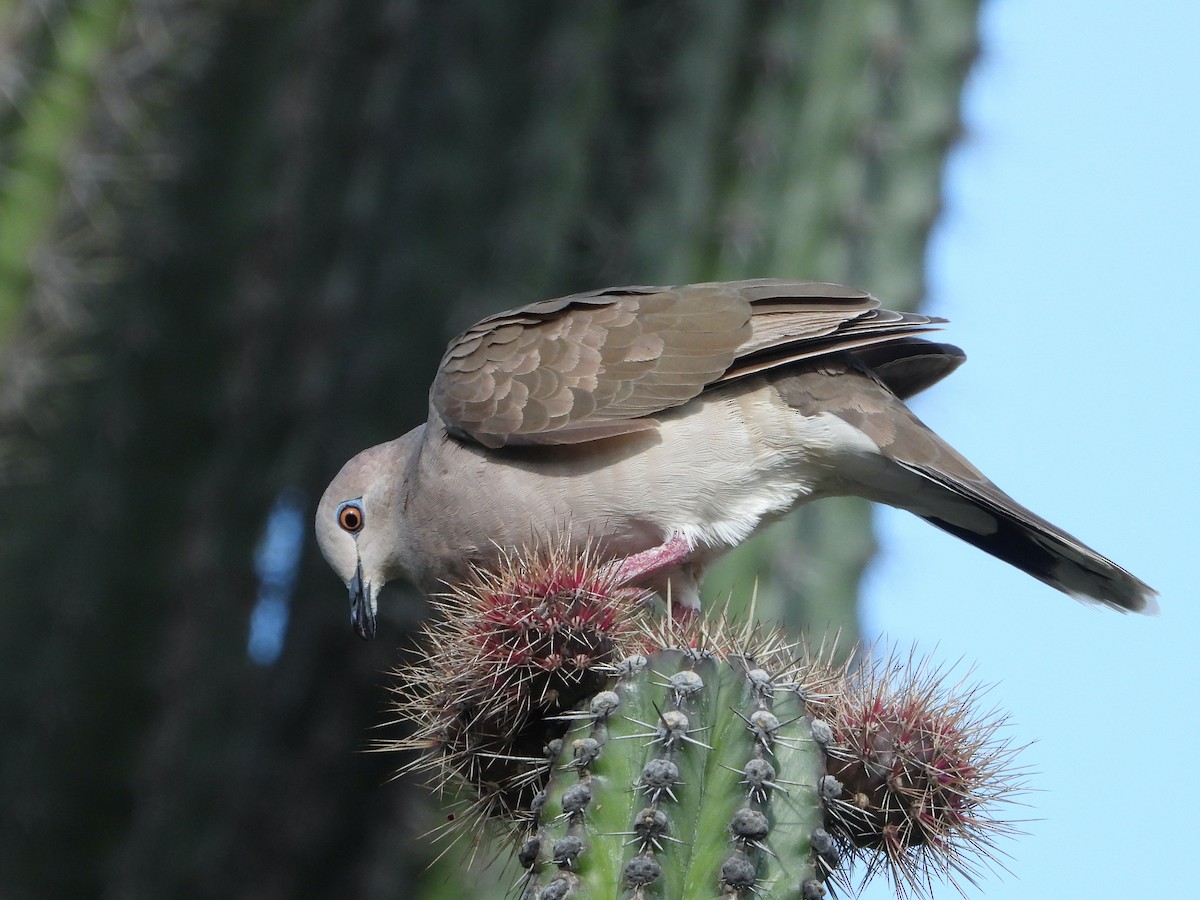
<box><xmin>0</xmin><ymin>2</ymin><xmax>980</xmax><ymax>897</ymax></box>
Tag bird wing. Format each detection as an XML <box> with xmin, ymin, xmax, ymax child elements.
<box><xmin>852</xmin><ymin>339</ymin><xmax>966</xmax><ymax>400</ymax></box>
<box><xmin>432</xmin><ymin>279</ymin><xmax>944</xmax><ymax>448</ymax></box>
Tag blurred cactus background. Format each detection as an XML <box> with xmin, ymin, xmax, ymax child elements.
<box><xmin>0</xmin><ymin>1</ymin><xmax>980</xmax><ymax>897</ymax></box>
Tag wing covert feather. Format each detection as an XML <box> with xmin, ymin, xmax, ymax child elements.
<box><xmin>433</xmin><ymin>285</ymin><xmax>752</xmax><ymax>447</ymax></box>
<box><xmin>431</xmin><ymin>280</ymin><xmax>946</xmax><ymax>448</ymax></box>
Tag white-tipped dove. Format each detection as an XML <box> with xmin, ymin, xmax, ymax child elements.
<box><xmin>315</xmin><ymin>279</ymin><xmax>1156</xmax><ymax>638</ymax></box>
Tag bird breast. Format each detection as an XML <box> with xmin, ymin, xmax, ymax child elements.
<box><xmin>408</xmin><ymin>377</ymin><xmax>848</xmax><ymax>580</ymax></box>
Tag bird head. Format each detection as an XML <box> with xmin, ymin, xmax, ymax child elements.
<box><xmin>315</xmin><ymin>432</ymin><xmax>421</xmax><ymax>639</ymax></box>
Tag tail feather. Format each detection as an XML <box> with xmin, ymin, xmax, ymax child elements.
<box><xmin>907</xmin><ymin>463</ymin><xmax>1158</xmax><ymax>614</ymax></box>
<box><xmin>769</xmin><ymin>357</ymin><xmax>1156</xmax><ymax>613</ymax></box>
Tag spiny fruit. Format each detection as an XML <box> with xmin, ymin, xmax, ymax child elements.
<box><xmin>387</xmin><ymin>542</ymin><xmax>646</xmax><ymax>830</ymax></box>
<box><xmin>811</xmin><ymin>653</ymin><xmax>1025</xmax><ymax>898</ymax></box>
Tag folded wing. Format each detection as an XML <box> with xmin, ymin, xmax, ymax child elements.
<box><xmin>433</xmin><ymin>279</ymin><xmax>946</xmax><ymax>448</ymax></box>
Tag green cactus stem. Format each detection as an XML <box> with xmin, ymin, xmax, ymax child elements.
<box><xmin>525</xmin><ymin>647</ymin><xmax>831</xmax><ymax>899</ymax></box>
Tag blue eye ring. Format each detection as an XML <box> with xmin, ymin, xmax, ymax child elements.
<box><xmin>336</xmin><ymin>499</ymin><xmax>364</xmax><ymax>534</ymax></box>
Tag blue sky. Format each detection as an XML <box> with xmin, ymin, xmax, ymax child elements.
<box><xmin>859</xmin><ymin>2</ymin><xmax>1199</xmax><ymax>898</ymax></box>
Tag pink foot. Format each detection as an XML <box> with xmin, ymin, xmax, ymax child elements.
<box><xmin>610</xmin><ymin>532</ymin><xmax>694</xmax><ymax>585</ymax></box>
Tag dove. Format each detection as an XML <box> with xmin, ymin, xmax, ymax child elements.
<box><xmin>316</xmin><ymin>279</ymin><xmax>1156</xmax><ymax>639</ymax></box>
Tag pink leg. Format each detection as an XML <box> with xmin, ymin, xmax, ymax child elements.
<box><xmin>609</xmin><ymin>532</ymin><xmax>695</xmax><ymax>585</ymax></box>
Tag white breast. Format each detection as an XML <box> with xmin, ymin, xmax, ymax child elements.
<box><xmin>572</xmin><ymin>379</ymin><xmax>853</xmax><ymax>555</ymax></box>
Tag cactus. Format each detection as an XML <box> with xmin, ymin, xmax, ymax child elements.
<box><xmin>391</xmin><ymin>549</ymin><xmax>1022</xmax><ymax>899</ymax></box>
<box><xmin>0</xmin><ymin>3</ymin><xmax>982</xmax><ymax>895</ymax></box>
<box><xmin>527</xmin><ymin>645</ymin><xmax>831</xmax><ymax>899</ymax></box>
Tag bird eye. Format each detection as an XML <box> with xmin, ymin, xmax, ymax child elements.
<box><xmin>337</xmin><ymin>501</ymin><xmax>364</xmax><ymax>534</ymax></box>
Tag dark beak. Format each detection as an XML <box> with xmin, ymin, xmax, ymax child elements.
<box><xmin>349</xmin><ymin>559</ymin><xmax>376</xmax><ymax>640</ymax></box>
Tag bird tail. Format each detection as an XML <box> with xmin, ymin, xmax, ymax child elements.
<box><xmin>898</xmin><ymin>462</ymin><xmax>1158</xmax><ymax>614</ymax></box>
<box><xmin>768</xmin><ymin>356</ymin><xmax>1156</xmax><ymax>613</ymax></box>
